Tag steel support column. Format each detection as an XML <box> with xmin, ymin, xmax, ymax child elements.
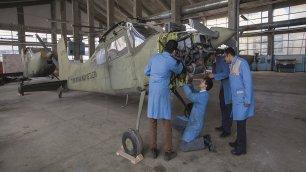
<box><xmin>228</xmin><ymin>0</ymin><xmax>239</xmax><ymax>53</ymax></box>
<box><xmin>72</xmin><ymin>0</ymin><xmax>81</xmax><ymax>62</ymax></box>
<box><xmin>50</xmin><ymin>0</ymin><xmax>57</xmax><ymax>52</ymax></box>
<box><xmin>60</xmin><ymin>0</ymin><xmax>67</xmax><ymax>46</ymax></box>
<box><xmin>171</xmin><ymin>0</ymin><xmax>181</xmax><ymax>24</ymax></box>
<box><xmin>267</xmin><ymin>5</ymin><xmax>274</xmax><ymax>70</ymax></box>
<box><xmin>87</xmin><ymin>0</ymin><xmax>95</xmax><ymax>57</ymax></box>
<box><xmin>17</xmin><ymin>6</ymin><xmax>25</xmax><ymax>54</ymax></box>
<box><xmin>107</xmin><ymin>0</ymin><xmax>115</xmax><ymax>29</ymax></box>
<box><xmin>133</xmin><ymin>0</ymin><xmax>142</xmax><ymax>18</ymax></box>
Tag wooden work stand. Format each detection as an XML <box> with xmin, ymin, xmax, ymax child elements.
<box><xmin>116</xmin><ymin>146</ymin><xmax>144</xmax><ymax>164</ymax></box>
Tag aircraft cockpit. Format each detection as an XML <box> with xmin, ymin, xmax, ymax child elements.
<box><xmin>91</xmin><ymin>22</ymin><xmax>158</xmax><ymax>65</ymax></box>
<box><xmin>126</xmin><ymin>22</ymin><xmax>159</xmax><ymax>49</ymax></box>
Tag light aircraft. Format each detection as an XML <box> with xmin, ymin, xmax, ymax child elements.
<box><xmin>54</xmin><ymin>19</ymin><xmax>235</xmax><ymax>158</ymax></box>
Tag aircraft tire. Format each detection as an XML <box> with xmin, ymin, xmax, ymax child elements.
<box><xmin>18</xmin><ymin>84</ymin><xmax>24</xmax><ymax>96</ymax></box>
<box><xmin>122</xmin><ymin>129</ymin><xmax>143</xmax><ymax>157</ymax></box>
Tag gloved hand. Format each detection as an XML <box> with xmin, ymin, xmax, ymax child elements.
<box><xmin>208</xmin><ymin>73</ymin><xmax>214</xmax><ymax>79</ymax></box>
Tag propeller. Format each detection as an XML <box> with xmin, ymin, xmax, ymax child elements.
<box><xmin>35</xmin><ymin>34</ymin><xmax>59</xmax><ymax>68</ymax></box>
<box><xmin>188</xmin><ymin>19</ymin><xmax>236</xmax><ymax>49</ymax></box>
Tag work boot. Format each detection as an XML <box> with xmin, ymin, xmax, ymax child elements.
<box><xmin>231</xmin><ymin>148</ymin><xmax>246</xmax><ymax>156</ymax></box>
<box><xmin>164</xmin><ymin>151</ymin><xmax>177</xmax><ymax>161</ymax></box>
<box><xmin>220</xmin><ymin>131</ymin><xmax>231</xmax><ymax>138</ymax></box>
<box><xmin>229</xmin><ymin>140</ymin><xmax>238</xmax><ymax>148</ymax></box>
<box><xmin>151</xmin><ymin>148</ymin><xmax>159</xmax><ymax>159</ymax></box>
<box><xmin>203</xmin><ymin>135</ymin><xmax>216</xmax><ymax>152</ymax></box>
<box><xmin>215</xmin><ymin>126</ymin><xmax>223</xmax><ymax>132</ymax></box>
<box><xmin>203</xmin><ymin>134</ymin><xmax>211</xmax><ymax>147</ymax></box>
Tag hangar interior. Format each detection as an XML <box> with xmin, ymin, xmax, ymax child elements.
<box><xmin>0</xmin><ymin>0</ymin><xmax>306</xmax><ymax>171</ymax></box>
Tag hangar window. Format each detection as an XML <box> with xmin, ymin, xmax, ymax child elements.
<box><xmin>274</xmin><ymin>32</ymin><xmax>306</xmax><ymax>55</ymax></box>
<box><xmin>205</xmin><ymin>17</ymin><xmax>228</xmax><ymax>28</ymax></box>
<box><xmin>107</xmin><ymin>36</ymin><xmax>128</xmax><ymax>61</ymax></box>
<box><xmin>274</xmin><ymin>4</ymin><xmax>306</xmax><ymax>22</ymax></box>
<box><xmin>239</xmin><ymin>11</ymin><xmax>268</xmax><ymax>26</ymax></box>
<box><xmin>0</xmin><ymin>30</ymin><xmax>18</xmax><ymax>42</ymax></box>
<box><xmin>239</xmin><ymin>36</ymin><xmax>268</xmax><ymax>55</ymax></box>
<box><xmin>25</xmin><ymin>32</ymin><xmax>51</xmax><ymax>43</ymax></box>
<box><xmin>95</xmin><ymin>37</ymin><xmax>100</xmax><ymax>47</ymax></box>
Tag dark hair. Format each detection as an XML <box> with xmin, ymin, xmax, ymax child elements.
<box><xmin>204</xmin><ymin>78</ymin><xmax>213</xmax><ymax>91</ymax></box>
<box><xmin>224</xmin><ymin>47</ymin><xmax>236</xmax><ymax>56</ymax></box>
<box><xmin>164</xmin><ymin>40</ymin><xmax>178</xmax><ymax>53</ymax></box>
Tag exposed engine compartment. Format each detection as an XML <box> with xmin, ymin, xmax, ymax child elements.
<box><xmin>158</xmin><ymin>31</ymin><xmax>224</xmax><ymax>90</ymax></box>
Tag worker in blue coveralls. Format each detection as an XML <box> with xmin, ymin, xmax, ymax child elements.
<box><xmin>172</xmin><ymin>76</ymin><xmax>215</xmax><ymax>152</ymax></box>
<box><xmin>209</xmin><ymin>54</ymin><xmax>233</xmax><ymax>138</ymax></box>
<box><xmin>144</xmin><ymin>40</ymin><xmax>183</xmax><ymax>161</ymax></box>
<box><xmin>224</xmin><ymin>47</ymin><xmax>255</xmax><ymax>156</ymax></box>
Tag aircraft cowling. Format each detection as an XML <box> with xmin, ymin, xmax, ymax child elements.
<box><xmin>22</xmin><ymin>49</ymin><xmax>57</xmax><ymax>78</ymax></box>
<box><xmin>210</xmin><ymin>27</ymin><xmax>236</xmax><ymax>49</ymax></box>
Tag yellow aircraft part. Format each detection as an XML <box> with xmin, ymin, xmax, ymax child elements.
<box><xmin>157</xmin><ymin>32</ymin><xmax>178</xmax><ymax>52</ymax></box>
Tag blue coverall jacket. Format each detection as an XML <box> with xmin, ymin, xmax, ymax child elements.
<box><xmin>144</xmin><ymin>52</ymin><xmax>183</xmax><ymax>120</ymax></box>
<box><xmin>181</xmin><ymin>84</ymin><xmax>209</xmax><ymax>142</ymax></box>
<box><xmin>213</xmin><ymin>56</ymin><xmax>232</xmax><ymax>105</ymax></box>
<box><xmin>229</xmin><ymin>56</ymin><xmax>255</xmax><ymax>121</ymax></box>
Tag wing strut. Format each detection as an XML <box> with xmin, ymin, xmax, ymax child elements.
<box><xmin>136</xmin><ymin>91</ymin><xmax>146</xmax><ymax>131</ymax></box>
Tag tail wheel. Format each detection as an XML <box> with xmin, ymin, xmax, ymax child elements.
<box><xmin>18</xmin><ymin>84</ymin><xmax>24</xmax><ymax>96</ymax></box>
<box><xmin>122</xmin><ymin>129</ymin><xmax>143</xmax><ymax>157</ymax></box>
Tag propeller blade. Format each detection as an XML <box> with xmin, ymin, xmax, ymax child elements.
<box><xmin>36</xmin><ymin>34</ymin><xmax>59</xmax><ymax>69</ymax></box>
<box><xmin>35</xmin><ymin>34</ymin><xmax>51</xmax><ymax>53</ymax></box>
<box><xmin>188</xmin><ymin>19</ymin><xmax>236</xmax><ymax>49</ymax></box>
<box><xmin>188</xmin><ymin>19</ymin><xmax>219</xmax><ymax>38</ymax></box>
<box><xmin>52</xmin><ymin>57</ymin><xmax>59</xmax><ymax>68</ymax></box>
<box><xmin>210</xmin><ymin>27</ymin><xmax>236</xmax><ymax>49</ymax></box>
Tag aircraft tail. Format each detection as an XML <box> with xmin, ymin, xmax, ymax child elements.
<box><xmin>57</xmin><ymin>38</ymin><xmax>70</xmax><ymax>80</ymax></box>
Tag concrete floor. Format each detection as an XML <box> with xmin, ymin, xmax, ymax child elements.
<box><xmin>0</xmin><ymin>71</ymin><xmax>306</xmax><ymax>172</ymax></box>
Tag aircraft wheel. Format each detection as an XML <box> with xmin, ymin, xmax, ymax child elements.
<box><xmin>57</xmin><ymin>86</ymin><xmax>63</xmax><ymax>98</ymax></box>
<box><xmin>122</xmin><ymin>129</ymin><xmax>143</xmax><ymax>157</ymax></box>
<box><xmin>18</xmin><ymin>84</ymin><xmax>24</xmax><ymax>96</ymax></box>
<box><xmin>58</xmin><ymin>90</ymin><xmax>62</xmax><ymax>98</ymax></box>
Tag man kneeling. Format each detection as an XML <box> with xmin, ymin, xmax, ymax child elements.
<box><xmin>173</xmin><ymin>77</ymin><xmax>215</xmax><ymax>152</ymax></box>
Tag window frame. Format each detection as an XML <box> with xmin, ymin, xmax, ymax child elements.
<box><xmin>90</xmin><ymin>46</ymin><xmax>107</xmax><ymax>65</ymax></box>
<box><xmin>106</xmin><ymin>34</ymin><xmax>130</xmax><ymax>62</ymax></box>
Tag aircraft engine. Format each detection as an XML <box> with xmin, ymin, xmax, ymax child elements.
<box><xmin>158</xmin><ymin>32</ymin><xmax>221</xmax><ymax>90</ymax></box>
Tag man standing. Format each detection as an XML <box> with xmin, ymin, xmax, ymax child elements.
<box><xmin>144</xmin><ymin>40</ymin><xmax>183</xmax><ymax>161</ymax></box>
<box><xmin>224</xmin><ymin>47</ymin><xmax>255</xmax><ymax>156</ymax></box>
<box><xmin>209</xmin><ymin>55</ymin><xmax>232</xmax><ymax>137</ymax></box>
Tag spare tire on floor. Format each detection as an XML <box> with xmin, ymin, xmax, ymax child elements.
<box><xmin>122</xmin><ymin>129</ymin><xmax>143</xmax><ymax>157</ymax></box>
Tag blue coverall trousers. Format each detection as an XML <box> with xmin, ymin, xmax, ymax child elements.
<box><xmin>236</xmin><ymin>119</ymin><xmax>247</xmax><ymax>151</ymax></box>
<box><xmin>219</xmin><ymin>87</ymin><xmax>233</xmax><ymax>133</ymax></box>
<box><xmin>172</xmin><ymin>117</ymin><xmax>206</xmax><ymax>152</ymax></box>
